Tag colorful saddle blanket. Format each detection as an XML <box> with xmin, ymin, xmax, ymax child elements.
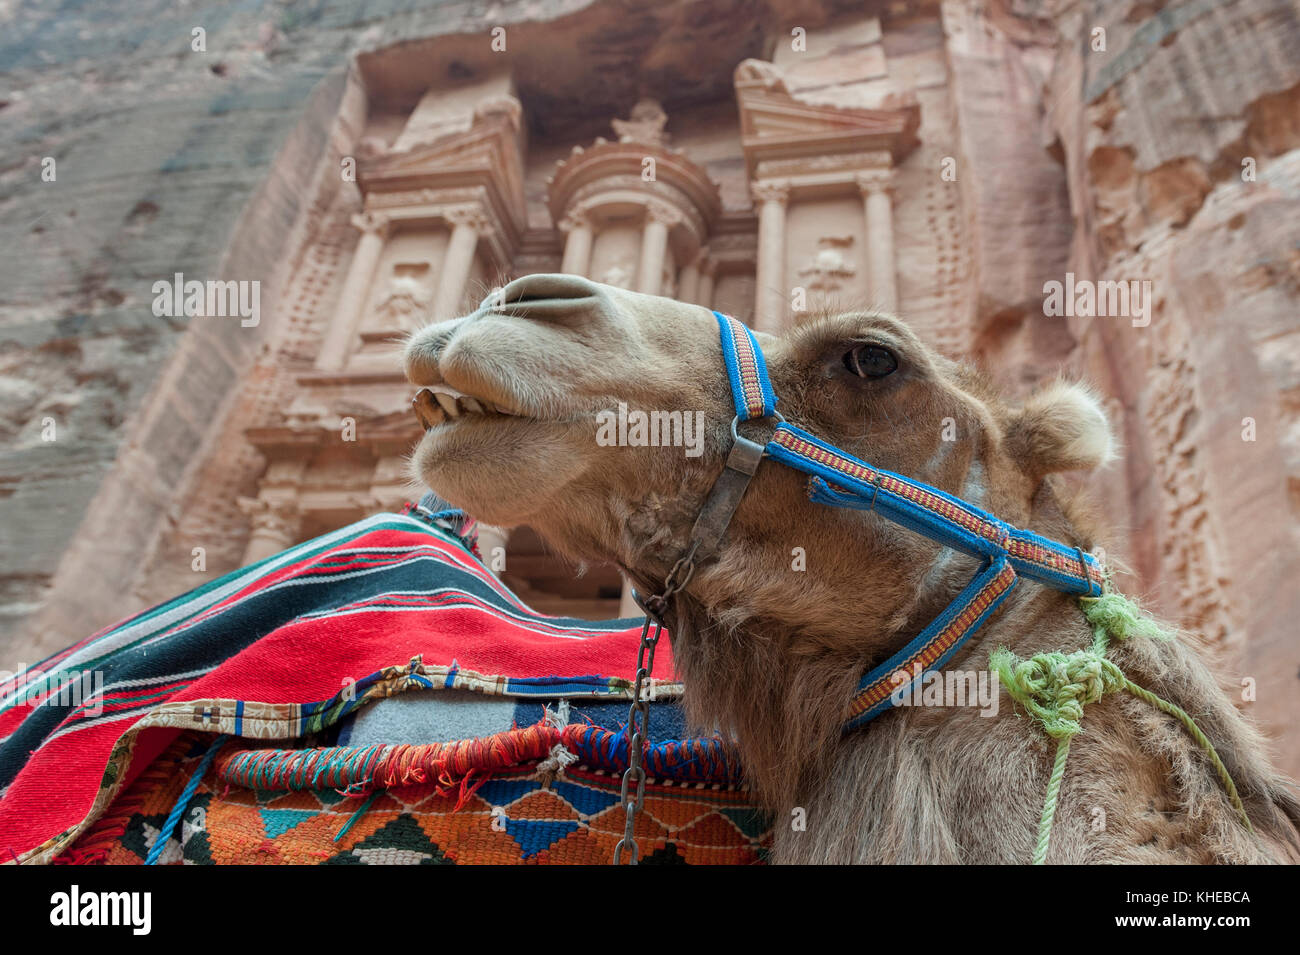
<box><xmin>0</xmin><ymin>508</ymin><xmax>770</xmax><ymax>865</ymax></box>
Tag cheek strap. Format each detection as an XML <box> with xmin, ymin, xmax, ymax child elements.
<box><xmin>701</xmin><ymin>310</ymin><xmax>1103</xmax><ymax>732</ymax></box>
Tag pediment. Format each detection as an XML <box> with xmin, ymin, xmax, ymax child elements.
<box><xmin>735</xmin><ymin>64</ymin><xmax>920</xmax><ymax>174</ymax></box>
<box><xmin>360</xmin><ymin>111</ymin><xmax>520</xmax><ymax>187</ymax></box>
<box><xmin>740</xmin><ymin>89</ymin><xmax>914</xmax><ymax>141</ymax></box>
<box><xmin>357</xmin><ymin>108</ymin><xmax>528</xmax><ymax>233</ymax></box>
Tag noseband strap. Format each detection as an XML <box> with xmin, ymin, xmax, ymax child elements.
<box><xmin>704</xmin><ymin>311</ymin><xmax>1104</xmax><ymax>731</ymax></box>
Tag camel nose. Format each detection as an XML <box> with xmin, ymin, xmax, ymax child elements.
<box><xmin>498</xmin><ymin>273</ymin><xmax>598</xmax><ymax>305</ymax></box>
<box><xmin>493</xmin><ymin>273</ymin><xmax>608</xmax><ymax>327</ymax></box>
<box><xmin>406</xmin><ymin>275</ymin><xmax>606</xmax><ymax>384</ymax></box>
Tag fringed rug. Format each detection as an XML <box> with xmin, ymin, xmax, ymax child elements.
<box><xmin>64</xmin><ymin>730</ymin><xmax>769</xmax><ymax>865</ymax></box>
<box><xmin>1</xmin><ymin>506</ymin><xmax>770</xmax><ymax>865</ymax></box>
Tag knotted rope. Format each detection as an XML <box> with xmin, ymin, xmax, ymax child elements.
<box><xmin>991</xmin><ymin>591</ymin><xmax>1252</xmax><ymax>864</ymax></box>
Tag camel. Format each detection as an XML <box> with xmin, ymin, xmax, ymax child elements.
<box><xmin>403</xmin><ymin>272</ymin><xmax>1300</xmax><ymax>864</ymax></box>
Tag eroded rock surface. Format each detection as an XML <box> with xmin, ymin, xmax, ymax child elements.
<box><xmin>2</xmin><ymin>0</ymin><xmax>1296</xmax><ymax>776</ymax></box>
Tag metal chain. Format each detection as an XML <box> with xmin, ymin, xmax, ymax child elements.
<box><xmin>612</xmin><ymin>545</ymin><xmax>698</xmax><ymax>865</ymax></box>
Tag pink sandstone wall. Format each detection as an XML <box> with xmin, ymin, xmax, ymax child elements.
<box><xmin>2</xmin><ymin>0</ymin><xmax>1296</xmax><ymax>775</ymax></box>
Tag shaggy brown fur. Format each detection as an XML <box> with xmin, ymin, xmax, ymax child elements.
<box><xmin>404</xmin><ymin>273</ymin><xmax>1300</xmax><ymax>863</ymax></box>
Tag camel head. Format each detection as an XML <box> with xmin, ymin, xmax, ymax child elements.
<box><xmin>405</xmin><ymin>271</ymin><xmax>1112</xmax><ymax>636</ymax></box>
<box><xmin>400</xmin><ymin>272</ymin><xmax>1299</xmax><ymax>863</ymax></box>
<box><xmin>404</xmin><ymin>271</ymin><xmax>1115</xmax><ymax>763</ymax></box>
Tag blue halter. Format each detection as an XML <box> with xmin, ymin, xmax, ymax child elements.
<box><xmin>700</xmin><ymin>311</ymin><xmax>1104</xmax><ymax>730</ymax></box>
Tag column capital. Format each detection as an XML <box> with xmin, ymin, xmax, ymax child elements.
<box><xmin>350</xmin><ymin>210</ymin><xmax>392</xmax><ymax>237</ymax></box>
<box><xmin>644</xmin><ymin>200</ymin><xmax>683</xmax><ymax>228</ymax></box>
<box><xmin>751</xmin><ymin>179</ymin><xmax>791</xmax><ymax>206</ymax></box>
<box><xmin>443</xmin><ymin>205</ymin><xmax>492</xmax><ymax>233</ymax></box>
<box><xmin>855</xmin><ymin>168</ymin><xmax>895</xmax><ymax>197</ymax></box>
<box><xmin>557</xmin><ymin>209</ymin><xmax>592</xmax><ymax>234</ymax></box>
<box><xmin>238</xmin><ymin>496</ymin><xmax>300</xmax><ymax>533</ymax></box>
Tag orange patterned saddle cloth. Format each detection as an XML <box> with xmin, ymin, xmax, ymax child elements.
<box><xmin>64</xmin><ymin>731</ymin><xmax>772</xmax><ymax>865</ymax></box>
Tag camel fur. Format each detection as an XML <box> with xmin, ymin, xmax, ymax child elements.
<box><xmin>404</xmin><ymin>273</ymin><xmax>1300</xmax><ymax>863</ymax></box>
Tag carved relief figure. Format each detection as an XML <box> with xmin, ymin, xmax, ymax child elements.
<box><xmin>600</xmin><ymin>262</ymin><xmax>634</xmax><ymax>289</ymax></box>
<box><xmin>611</xmin><ymin>98</ymin><xmax>670</xmax><ymax>148</ymax></box>
<box><xmin>797</xmin><ymin>236</ymin><xmax>858</xmax><ymax>294</ymax></box>
<box><xmin>373</xmin><ymin>266</ymin><xmax>434</xmax><ymax>331</ymax></box>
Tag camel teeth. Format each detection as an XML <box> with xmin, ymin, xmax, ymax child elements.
<box><xmin>434</xmin><ymin>392</ymin><xmax>460</xmax><ymax>417</ymax></box>
<box><xmin>424</xmin><ymin>384</ymin><xmax>520</xmax><ymax>417</ymax></box>
<box><xmin>411</xmin><ymin>388</ymin><xmax>445</xmax><ymax>431</ymax></box>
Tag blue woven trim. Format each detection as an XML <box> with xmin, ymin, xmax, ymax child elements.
<box><xmin>713</xmin><ymin>310</ymin><xmax>777</xmax><ymax>420</ymax></box>
<box><xmin>1009</xmin><ymin>529</ymin><xmax>1102</xmax><ymax>596</ymax></box>
<box><xmin>500</xmin><ymin>675</ymin><xmax>670</xmax><ymax>697</ymax></box>
<box><xmin>769</xmin><ymin>429</ymin><xmax>1000</xmax><ymax>560</ymax></box>
<box><xmin>776</xmin><ymin>422</ymin><xmax>994</xmax><ymax>527</ymax></box>
<box><xmin>779</xmin><ymin>427</ymin><xmax>1100</xmax><ymax>596</ymax></box>
<box><xmin>808</xmin><ymin>476</ymin><xmax>877</xmax><ymax>510</ymax></box>
<box><xmin>714</xmin><ymin>310</ymin><xmax>751</xmax><ymax>420</ymax></box>
<box><xmin>745</xmin><ymin>324</ymin><xmax>779</xmax><ymax>418</ymax></box>
<box><xmin>844</xmin><ymin>557</ymin><xmax>1017</xmax><ymax>731</ymax></box>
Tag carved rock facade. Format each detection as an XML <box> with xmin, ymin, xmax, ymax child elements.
<box><xmin>2</xmin><ymin>0</ymin><xmax>1297</xmax><ymax>774</ymax></box>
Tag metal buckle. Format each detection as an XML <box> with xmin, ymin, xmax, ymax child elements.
<box><xmin>686</xmin><ymin>415</ymin><xmax>779</xmax><ymax>563</ymax></box>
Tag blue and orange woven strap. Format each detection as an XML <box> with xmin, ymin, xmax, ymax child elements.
<box><xmin>709</xmin><ymin>310</ymin><xmax>1106</xmax><ymax>732</ymax></box>
<box><xmin>769</xmin><ymin>423</ymin><xmax>1104</xmax><ymax>597</ymax></box>
<box><xmin>714</xmin><ymin>310</ymin><xmax>778</xmax><ymax>421</ymax></box>
<box><xmin>709</xmin><ymin>311</ymin><xmax>1102</xmax><ymax>597</ymax></box>
<box><xmin>845</xmin><ymin>556</ymin><xmax>1018</xmax><ymax>729</ymax></box>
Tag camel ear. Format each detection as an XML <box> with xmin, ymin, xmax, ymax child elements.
<box><xmin>1006</xmin><ymin>380</ymin><xmax>1115</xmax><ymax>479</ymax></box>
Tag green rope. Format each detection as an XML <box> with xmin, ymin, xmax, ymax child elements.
<box><xmin>991</xmin><ymin>590</ymin><xmax>1252</xmax><ymax>864</ymax></box>
<box><xmin>1033</xmin><ymin>737</ymin><xmax>1071</xmax><ymax>865</ymax></box>
<box><xmin>1122</xmin><ymin>678</ymin><xmax>1252</xmax><ymax>834</ymax></box>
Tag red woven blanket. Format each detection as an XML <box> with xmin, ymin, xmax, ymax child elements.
<box><xmin>0</xmin><ymin>509</ymin><xmax>738</xmax><ymax>864</ymax></box>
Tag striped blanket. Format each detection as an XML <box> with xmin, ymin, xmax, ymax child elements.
<box><xmin>0</xmin><ymin>506</ymin><xmax>765</xmax><ymax>864</ymax></box>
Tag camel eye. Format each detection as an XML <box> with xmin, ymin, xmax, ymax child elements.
<box><xmin>844</xmin><ymin>343</ymin><xmax>898</xmax><ymax>379</ymax></box>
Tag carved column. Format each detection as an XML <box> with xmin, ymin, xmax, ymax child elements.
<box><xmin>433</xmin><ymin>208</ymin><xmax>486</xmax><ymax>321</ymax></box>
<box><xmin>857</xmin><ymin>169</ymin><xmax>898</xmax><ymax>313</ymax></box>
<box><xmin>317</xmin><ymin>212</ymin><xmax>390</xmax><ymax>372</ymax></box>
<box><xmin>677</xmin><ymin>257</ymin><xmax>700</xmax><ymax>304</ymax></box>
<box><xmin>559</xmin><ymin>211</ymin><xmax>594</xmax><ymax>276</ymax></box>
<box><xmin>696</xmin><ymin>255</ymin><xmax>716</xmax><ymax>310</ymax></box>
<box><xmin>239</xmin><ymin>498</ymin><xmax>301</xmax><ymax>564</ymax></box>
<box><xmin>752</xmin><ymin>180</ymin><xmax>790</xmax><ymax>333</ymax></box>
<box><xmin>637</xmin><ymin>204</ymin><xmax>676</xmax><ymax>296</ymax></box>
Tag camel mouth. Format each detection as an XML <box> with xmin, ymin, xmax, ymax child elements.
<box><xmin>412</xmin><ymin>384</ymin><xmax>526</xmax><ymax>431</ymax></box>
